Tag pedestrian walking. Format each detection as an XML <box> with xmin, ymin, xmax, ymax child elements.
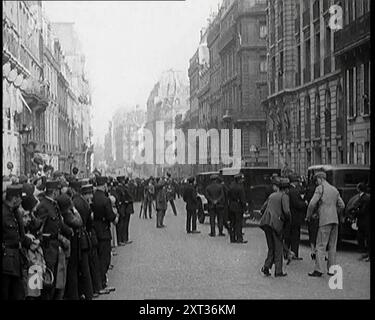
<box><xmin>306</xmin><ymin>171</ymin><xmax>345</xmax><ymax>277</ymax></box>
<box><xmin>259</xmin><ymin>177</ymin><xmax>291</xmax><ymax>277</ymax></box>
<box><xmin>166</xmin><ymin>172</ymin><xmax>178</xmax><ymax>216</ymax></box>
<box><xmin>182</xmin><ymin>177</ymin><xmax>200</xmax><ymax>234</ymax></box>
<box><xmin>155</xmin><ymin>178</ymin><xmax>167</xmax><ymax>228</ymax></box>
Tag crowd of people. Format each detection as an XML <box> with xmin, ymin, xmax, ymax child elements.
<box><xmin>2</xmin><ymin>165</ymin><xmax>370</xmax><ymax>299</ymax></box>
<box><xmin>2</xmin><ymin>168</ymin><xmax>137</xmax><ymax>300</ymax></box>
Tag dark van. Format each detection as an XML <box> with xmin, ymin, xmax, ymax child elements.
<box><xmin>307</xmin><ymin>164</ymin><xmax>370</xmax><ymax>241</ymax></box>
<box><xmin>220</xmin><ymin>167</ymin><xmax>281</xmax><ymax>223</ymax></box>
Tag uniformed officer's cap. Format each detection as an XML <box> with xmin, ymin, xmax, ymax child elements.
<box><xmin>22</xmin><ymin>183</ymin><xmax>35</xmax><ymax>198</ymax></box>
<box><xmin>96</xmin><ymin>176</ymin><xmax>108</xmax><ymax>186</ymax></box>
<box><xmin>314</xmin><ymin>171</ymin><xmax>327</xmax><ymax>180</ymax></box>
<box><xmin>6</xmin><ymin>184</ymin><xmax>23</xmax><ymax>198</ymax></box>
<box><xmin>81</xmin><ymin>184</ymin><xmax>94</xmax><ymax>195</ymax></box>
<box><xmin>70</xmin><ymin>180</ymin><xmax>82</xmax><ymax>191</ymax></box>
<box><xmin>46</xmin><ymin>180</ymin><xmax>60</xmax><ymax>191</ymax></box>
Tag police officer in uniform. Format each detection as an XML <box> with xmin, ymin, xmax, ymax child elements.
<box><xmin>205</xmin><ymin>175</ymin><xmax>226</xmax><ymax>237</ymax></box>
<box><xmin>91</xmin><ymin>176</ymin><xmax>117</xmax><ymax>292</ymax></box>
<box><xmin>2</xmin><ymin>185</ymin><xmax>32</xmax><ymax>300</ymax></box>
<box><xmin>71</xmin><ymin>180</ymin><xmax>94</xmax><ymax>300</ymax></box>
<box><xmin>34</xmin><ymin>180</ymin><xmax>74</xmax><ymax>300</ymax></box>
<box><xmin>228</xmin><ymin>174</ymin><xmax>248</xmax><ymax>243</ymax></box>
<box><xmin>182</xmin><ymin>177</ymin><xmax>200</xmax><ymax>234</ymax></box>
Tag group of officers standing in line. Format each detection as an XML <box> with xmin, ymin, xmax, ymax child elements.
<box><xmin>2</xmin><ymin>171</ymin><xmax>135</xmax><ymax>300</ymax></box>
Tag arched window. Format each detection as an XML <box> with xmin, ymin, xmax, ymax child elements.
<box><xmin>297</xmin><ymin>99</ymin><xmax>301</xmax><ymax>140</ymax></box>
<box><xmin>324</xmin><ymin>90</ymin><xmax>331</xmax><ymax>138</ymax></box>
<box><xmin>304</xmin><ymin>94</ymin><xmax>311</xmax><ymax>139</ymax></box>
<box><xmin>315</xmin><ymin>92</ymin><xmax>321</xmax><ymax>138</ymax></box>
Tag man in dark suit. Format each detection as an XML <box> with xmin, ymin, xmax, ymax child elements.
<box><xmin>354</xmin><ymin>183</ymin><xmax>370</xmax><ymax>261</ymax></box>
<box><xmin>182</xmin><ymin>177</ymin><xmax>200</xmax><ymax>234</ymax></box>
<box><xmin>34</xmin><ymin>180</ymin><xmax>73</xmax><ymax>300</ymax></box>
<box><xmin>205</xmin><ymin>175</ymin><xmax>226</xmax><ymax>237</ymax></box>
<box><xmin>286</xmin><ymin>174</ymin><xmax>307</xmax><ymax>260</ymax></box>
<box><xmin>228</xmin><ymin>174</ymin><xmax>247</xmax><ymax>243</ymax></box>
<box><xmin>91</xmin><ymin>176</ymin><xmax>117</xmax><ymax>292</ymax></box>
<box><xmin>122</xmin><ymin>177</ymin><xmax>134</xmax><ymax>244</ymax></box>
<box><xmin>2</xmin><ymin>185</ymin><xmax>32</xmax><ymax>300</ymax></box>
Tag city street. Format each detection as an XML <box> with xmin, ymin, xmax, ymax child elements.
<box><xmin>102</xmin><ymin>199</ymin><xmax>370</xmax><ymax>300</ymax></box>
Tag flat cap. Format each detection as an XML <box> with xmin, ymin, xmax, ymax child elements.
<box><xmin>210</xmin><ymin>174</ymin><xmax>219</xmax><ymax>180</ymax></box>
<box><xmin>6</xmin><ymin>184</ymin><xmax>23</xmax><ymax>198</ymax></box>
<box><xmin>96</xmin><ymin>176</ymin><xmax>108</xmax><ymax>186</ymax></box>
<box><xmin>314</xmin><ymin>171</ymin><xmax>327</xmax><ymax>179</ymax></box>
<box><xmin>45</xmin><ymin>180</ymin><xmax>60</xmax><ymax>190</ymax></box>
<box><xmin>81</xmin><ymin>184</ymin><xmax>94</xmax><ymax>195</ymax></box>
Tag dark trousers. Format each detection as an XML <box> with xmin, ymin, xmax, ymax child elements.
<box><xmin>156</xmin><ymin>209</ymin><xmax>166</xmax><ymax>227</ymax></box>
<box><xmin>143</xmin><ymin>199</ymin><xmax>153</xmax><ymax>218</ymax></box>
<box><xmin>357</xmin><ymin>225</ymin><xmax>370</xmax><ymax>254</ymax></box>
<box><xmin>89</xmin><ymin>246</ymin><xmax>103</xmax><ymax>293</ymax></box>
<box><xmin>289</xmin><ymin>224</ymin><xmax>301</xmax><ymax>257</ymax></box>
<box><xmin>123</xmin><ymin>213</ymin><xmax>131</xmax><ymax>242</ymax></box>
<box><xmin>169</xmin><ymin>199</ymin><xmax>177</xmax><ymax>216</ymax></box>
<box><xmin>209</xmin><ymin>207</ymin><xmax>224</xmax><ymax>235</ymax></box>
<box><xmin>1</xmin><ymin>274</ymin><xmax>25</xmax><ymax>300</ymax></box>
<box><xmin>228</xmin><ymin>211</ymin><xmax>236</xmax><ymax>242</ymax></box>
<box><xmin>186</xmin><ymin>208</ymin><xmax>197</xmax><ymax>232</ymax></box>
<box><xmin>78</xmin><ymin>250</ymin><xmax>94</xmax><ymax>299</ymax></box>
<box><xmin>64</xmin><ymin>237</ymin><xmax>79</xmax><ymax>300</ymax></box>
<box><xmin>263</xmin><ymin>226</ymin><xmax>284</xmax><ymax>275</ymax></box>
<box><xmin>97</xmin><ymin>240</ymin><xmax>111</xmax><ymax>288</ymax></box>
<box><xmin>118</xmin><ymin>214</ymin><xmax>131</xmax><ymax>243</ymax></box>
<box><xmin>233</xmin><ymin>211</ymin><xmax>243</xmax><ymax>242</ymax></box>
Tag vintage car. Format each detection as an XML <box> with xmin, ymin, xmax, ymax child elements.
<box><xmin>306</xmin><ymin>164</ymin><xmax>370</xmax><ymax>241</ymax></box>
<box><xmin>220</xmin><ymin>166</ymin><xmax>281</xmax><ymax>223</ymax></box>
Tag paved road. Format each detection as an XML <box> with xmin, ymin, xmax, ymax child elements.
<box><xmin>101</xmin><ymin>199</ymin><xmax>370</xmax><ymax>300</ymax></box>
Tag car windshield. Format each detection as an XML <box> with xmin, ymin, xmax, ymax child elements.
<box><xmin>338</xmin><ymin>171</ymin><xmax>370</xmax><ymax>186</ymax></box>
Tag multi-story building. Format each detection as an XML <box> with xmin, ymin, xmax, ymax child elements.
<box><xmin>3</xmin><ymin>0</ymin><xmax>49</xmax><ymax>176</ymax></box>
<box><xmin>334</xmin><ymin>0</ymin><xmax>371</xmax><ymax>166</ymax></box>
<box><xmin>264</xmin><ymin>0</ymin><xmax>371</xmax><ymax>175</ymax></box>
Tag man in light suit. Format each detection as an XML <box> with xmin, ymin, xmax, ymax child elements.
<box><xmin>306</xmin><ymin>171</ymin><xmax>345</xmax><ymax>277</ymax></box>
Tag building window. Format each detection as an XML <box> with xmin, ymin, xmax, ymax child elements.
<box><xmin>324</xmin><ymin>90</ymin><xmax>331</xmax><ymax>137</ymax></box>
<box><xmin>260</xmin><ymin>59</ymin><xmax>267</xmax><ymax>73</ymax></box>
<box><xmin>297</xmin><ymin>99</ymin><xmax>302</xmax><ymax>140</ymax></box>
<box><xmin>336</xmin><ymin>85</ymin><xmax>344</xmax><ymax>136</ymax></box>
<box><xmin>315</xmin><ymin>93</ymin><xmax>321</xmax><ymax>138</ymax></box>
<box><xmin>364</xmin><ymin>141</ymin><xmax>370</xmax><ymax>165</ymax></box>
<box><xmin>348</xmin><ymin>68</ymin><xmax>354</xmax><ymax>117</ymax></box>
<box><xmin>6</xmin><ymin>108</ymin><xmax>11</xmax><ymax>131</ymax></box>
<box><xmin>363</xmin><ymin>62</ymin><xmax>370</xmax><ymax>115</ymax></box>
<box><xmin>306</xmin><ymin>149</ymin><xmax>312</xmax><ymax>167</ymax></box>
<box><xmin>326</xmin><ymin>148</ymin><xmax>332</xmax><ymax>164</ymax></box>
<box><xmin>305</xmin><ymin>95</ymin><xmax>311</xmax><ymax>139</ymax></box>
<box><xmin>357</xmin><ymin>144</ymin><xmax>363</xmax><ymax>164</ymax></box>
<box><xmin>349</xmin><ymin>142</ymin><xmax>355</xmax><ymax>164</ymax></box>
<box><xmin>260</xmin><ymin>22</ymin><xmax>267</xmax><ymax>39</ymax></box>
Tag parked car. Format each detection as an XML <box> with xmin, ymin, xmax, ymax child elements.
<box><xmin>305</xmin><ymin>164</ymin><xmax>370</xmax><ymax>241</ymax></box>
<box><xmin>220</xmin><ymin>166</ymin><xmax>281</xmax><ymax>223</ymax></box>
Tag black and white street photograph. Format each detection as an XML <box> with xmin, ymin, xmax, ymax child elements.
<box><xmin>2</xmin><ymin>0</ymin><xmax>372</xmax><ymax>303</ymax></box>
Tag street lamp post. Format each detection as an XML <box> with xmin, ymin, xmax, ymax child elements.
<box><xmin>20</xmin><ymin>124</ymin><xmax>33</xmax><ymax>175</ymax></box>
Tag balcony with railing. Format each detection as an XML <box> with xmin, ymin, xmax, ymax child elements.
<box><xmin>324</xmin><ymin>56</ymin><xmax>331</xmax><ymax>74</ymax></box>
<box><xmin>22</xmin><ymin>79</ymin><xmax>49</xmax><ymax>112</ymax></box>
<box><xmin>334</xmin><ymin>12</ymin><xmax>370</xmax><ymax>55</ymax></box>
<box><xmin>302</xmin><ymin>10</ymin><xmax>310</xmax><ymax>28</ymax></box>
<box><xmin>314</xmin><ymin>61</ymin><xmax>320</xmax><ymax>79</ymax></box>
<box><xmin>303</xmin><ymin>67</ymin><xmax>311</xmax><ymax>83</ymax></box>
<box><xmin>218</xmin><ymin>24</ymin><xmax>236</xmax><ymax>52</ymax></box>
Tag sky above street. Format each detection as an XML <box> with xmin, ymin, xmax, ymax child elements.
<box><xmin>44</xmin><ymin>0</ymin><xmax>222</xmax><ymax>144</ymax></box>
